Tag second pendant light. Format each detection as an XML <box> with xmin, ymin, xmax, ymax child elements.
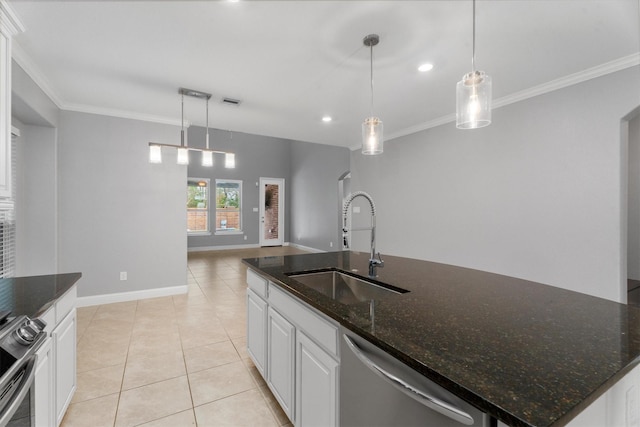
<box><xmin>362</xmin><ymin>34</ymin><xmax>383</xmax><ymax>155</ymax></box>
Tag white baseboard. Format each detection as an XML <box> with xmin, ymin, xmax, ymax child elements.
<box><xmin>187</xmin><ymin>242</ymin><xmax>325</xmax><ymax>253</ymax></box>
<box><xmin>287</xmin><ymin>243</ymin><xmax>325</xmax><ymax>253</ymax></box>
<box><xmin>188</xmin><ymin>244</ymin><xmax>260</xmax><ymax>253</ymax></box>
<box><xmin>77</xmin><ymin>285</ymin><xmax>188</xmax><ymax>307</ymax></box>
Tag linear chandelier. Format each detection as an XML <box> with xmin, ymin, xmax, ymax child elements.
<box><xmin>149</xmin><ymin>88</ymin><xmax>236</xmax><ymax>167</ymax></box>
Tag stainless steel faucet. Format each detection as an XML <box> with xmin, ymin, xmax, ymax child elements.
<box><xmin>342</xmin><ymin>191</ymin><xmax>384</xmax><ymax>277</ymax></box>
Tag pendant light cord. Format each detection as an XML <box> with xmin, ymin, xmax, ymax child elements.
<box><xmin>370</xmin><ymin>43</ymin><xmax>374</xmax><ymax>117</ymax></box>
<box><xmin>471</xmin><ymin>0</ymin><xmax>476</xmax><ymax>73</ymax></box>
<box><xmin>181</xmin><ymin>93</ymin><xmax>185</xmax><ymax>147</ymax></box>
<box><xmin>205</xmin><ymin>97</ymin><xmax>210</xmax><ymax>149</ymax></box>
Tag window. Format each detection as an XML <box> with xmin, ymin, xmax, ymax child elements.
<box><xmin>0</xmin><ymin>209</ymin><xmax>15</xmax><ymax>278</ymax></box>
<box><xmin>215</xmin><ymin>179</ymin><xmax>242</xmax><ymax>234</ymax></box>
<box><xmin>187</xmin><ymin>178</ymin><xmax>210</xmax><ymax>234</ymax></box>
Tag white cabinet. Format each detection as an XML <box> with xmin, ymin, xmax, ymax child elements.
<box><xmin>296</xmin><ymin>331</ymin><xmax>339</xmax><ymax>427</ymax></box>
<box><xmin>246</xmin><ymin>268</ymin><xmax>340</xmax><ymax>427</ymax></box>
<box><xmin>0</xmin><ymin>32</ymin><xmax>11</xmax><ymax>199</ymax></box>
<box><xmin>35</xmin><ymin>337</ymin><xmax>54</xmax><ymax>427</ymax></box>
<box><xmin>267</xmin><ymin>307</ymin><xmax>295</xmax><ymax>420</ymax></box>
<box><xmin>0</xmin><ymin>3</ymin><xmax>22</xmax><ymax>199</ymax></box>
<box><xmin>32</xmin><ymin>284</ymin><xmax>78</xmax><ymax>426</ymax></box>
<box><xmin>53</xmin><ymin>307</ymin><xmax>76</xmax><ymax>426</ymax></box>
<box><xmin>247</xmin><ymin>288</ymin><xmax>268</xmax><ymax>376</ymax></box>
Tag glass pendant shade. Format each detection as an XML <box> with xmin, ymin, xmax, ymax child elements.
<box><xmin>177</xmin><ymin>147</ymin><xmax>189</xmax><ymax>165</ymax></box>
<box><xmin>149</xmin><ymin>145</ymin><xmax>162</xmax><ymax>164</ymax></box>
<box><xmin>456</xmin><ymin>70</ymin><xmax>492</xmax><ymax>129</ymax></box>
<box><xmin>201</xmin><ymin>150</ymin><xmax>213</xmax><ymax>167</ymax></box>
<box><xmin>362</xmin><ymin>117</ymin><xmax>383</xmax><ymax>155</ymax></box>
<box><xmin>225</xmin><ymin>152</ymin><xmax>236</xmax><ymax>168</ymax></box>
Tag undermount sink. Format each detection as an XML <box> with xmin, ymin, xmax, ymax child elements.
<box><xmin>286</xmin><ymin>269</ymin><xmax>409</xmax><ymax>305</ymax></box>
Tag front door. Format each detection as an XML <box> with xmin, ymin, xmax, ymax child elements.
<box><xmin>259</xmin><ymin>178</ymin><xmax>284</xmax><ymax>247</ymax></box>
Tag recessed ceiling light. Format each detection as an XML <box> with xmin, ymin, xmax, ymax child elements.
<box><xmin>418</xmin><ymin>63</ymin><xmax>434</xmax><ymax>73</ymax></box>
<box><xmin>322</xmin><ymin>116</ymin><xmax>332</xmax><ymax>123</ymax></box>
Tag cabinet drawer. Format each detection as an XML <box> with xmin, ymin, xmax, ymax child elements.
<box><xmin>55</xmin><ymin>285</ymin><xmax>77</xmax><ymax>324</ymax></box>
<box><xmin>269</xmin><ymin>284</ymin><xmax>339</xmax><ymax>357</ymax></box>
<box><xmin>247</xmin><ymin>269</ymin><xmax>268</xmax><ymax>299</ymax></box>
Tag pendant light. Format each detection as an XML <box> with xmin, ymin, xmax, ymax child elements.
<box><xmin>456</xmin><ymin>0</ymin><xmax>492</xmax><ymax>129</ymax></box>
<box><xmin>149</xmin><ymin>144</ymin><xmax>162</xmax><ymax>163</ymax></box>
<box><xmin>225</xmin><ymin>131</ymin><xmax>235</xmax><ymax>168</ymax></box>
<box><xmin>176</xmin><ymin>91</ymin><xmax>189</xmax><ymax>164</ymax></box>
<box><xmin>225</xmin><ymin>153</ymin><xmax>236</xmax><ymax>168</ymax></box>
<box><xmin>362</xmin><ymin>34</ymin><xmax>383</xmax><ymax>155</ymax></box>
<box><xmin>148</xmin><ymin>87</ymin><xmax>236</xmax><ymax>166</ymax></box>
<box><xmin>201</xmin><ymin>95</ymin><xmax>214</xmax><ymax>167</ymax></box>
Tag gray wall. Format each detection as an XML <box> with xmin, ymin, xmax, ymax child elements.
<box><xmin>628</xmin><ymin>115</ymin><xmax>640</xmax><ymax>280</ymax></box>
<box><xmin>14</xmin><ymin>119</ymin><xmax>58</xmax><ymax>276</ymax></box>
<box><xmin>350</xmin><ymin>67</ymin><xmax>640</xmax><ymax>302</ymax></box>
<box><xmin>186</xmin><ymin>127</ymin><xmax>350</xmax><ymax>252</ymax></box>
<box><xmin>187</xmin><ymin>127</ymin><xmax>292</xmax><ymax>249</ymax></box>
<box><xmin>12</xmin><ymin>62</ymin><xmax>60</xmax><ymax>277</ymax></box>
<box><xmin>12</xmin><ymin>61</ymin><xmax>59</xmax><ymax>128</ymax></box>
<box><xmin>290</xmin><ymin>141</ymin><xmax>350</xmax><ymax>252</ymax></box>
<box><xmin>57</xmin><ymin>111</ymin><xmax>186</xmax><ymax>298</ymax></box>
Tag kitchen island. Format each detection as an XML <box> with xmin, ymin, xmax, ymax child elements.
<box><xmin>243</xmin><ymin>251</ymin><xmax>640</xmax><ymax>427</ymax></box>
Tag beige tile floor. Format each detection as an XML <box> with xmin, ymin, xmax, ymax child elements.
<box><xmin>61</xmin><ymin>246</ymin><xmax>309</xmax><ymax>427</ymax></box>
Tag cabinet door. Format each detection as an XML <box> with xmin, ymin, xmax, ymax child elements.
<box><xmin>53</xmin><ymin>308</ymin><xmax>76</xmax><ymax>426</ymax></box>
<box><xmin>267</xmin><ymin>307</ymin><xmax>295</xmax><ymax>421</ymax></box>
<box><xmin>0</xmin><ymin>33</ymin><xmax>11</xmax><ymax>199</ymax></box>
<box><xmin>35</xmin><ymin>337</ymin><xmax>54</xmax><ymax>427</ymax></box>
<box><xmin>247</xmin><ymin>288</ymin><xmax>268</xmax><ymax>376</ymax></box>
<box><xmin>296</xmin><ymin>330</ymin><xmax>339</xmax><ymax>427</ymax></box>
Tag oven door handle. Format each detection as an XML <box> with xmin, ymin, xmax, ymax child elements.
<box><xmin>0</xmin><ymin>355</ymin><xmax>37</xmax><ymax>426</ymax></box>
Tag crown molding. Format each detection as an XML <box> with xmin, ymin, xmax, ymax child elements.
<box><xmin>11</xmin><ymin>32</ymin><xmax>640</xmax><ymax>143</ymax></box>
<box><xmin>12</xmin><ymin>41</ymin><xmax>65</xmax><ymax>108</ymax></box>
<box><xmin>385</xmin><ymin>53</ymin><xmax>640</xmax><ymax>144</ymax></box>
<box><xmin>0</xmin><ymin>1</ymin><xmax>25</xmax><ymax>37</ymax></box>
<box><xmin>13</xmin><ymin>41</ymin><xmax>186</xmax><ymax>127</ymax></box>
<box><xmin>63</xmin><ymin>103</ymin><xmax>186</xmax><ymax>127</ymax></box>
<box><xmin>493</xmin><ymin>53</ymin><xmax>640</xmax><ymax>110</ymax></box>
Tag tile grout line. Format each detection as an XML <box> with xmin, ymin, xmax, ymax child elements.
<box><xmin>174</xmin><ymin>284</ymin><xmax>199</xmax><ymax>427</ymax></box>
<box><xmin>112</xmin><ymin>299</ymin><xmax>138</xmax><ymax>427</ymax></box>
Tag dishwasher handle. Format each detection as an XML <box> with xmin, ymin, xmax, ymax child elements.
<box><xmin>343</xmin><ymin>334</ymin><xmax>475</xmax><ymax>426</ymax></box>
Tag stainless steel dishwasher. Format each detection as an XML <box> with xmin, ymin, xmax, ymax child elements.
<box><xmin>340</xmin><ymin>328</ymin><xmax>489</xmax><ymax>427</ymax></box>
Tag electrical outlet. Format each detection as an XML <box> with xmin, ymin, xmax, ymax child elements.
<box><xmin>120</xmin><ymin>271</ymin><xmax>127</xmax><ymax>281</ymax></box>
<box><xmin>329</xmin><ymin>242</ymin><xmax>333</xmax><ymax>248</ymax></box>
<box><xmin>244</xmin><ymin>235</ymin><xmax>247</xmax><ymax>240</ymax></box>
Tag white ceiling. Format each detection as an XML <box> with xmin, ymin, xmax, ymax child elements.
<box><xmin>9</xmin><ymin>0</ymin><xmax>640</xmax><ymax>149</ymax></box>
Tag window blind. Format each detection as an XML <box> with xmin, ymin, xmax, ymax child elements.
<box><xmin>0</xmin><ymin>209</ymin><xmax>15</xmax><ymax>278</ymax></box>
<box><xmin>0</xmin><ymin>134</ymin><xmax>17</xmax><ymax>278</ymax></box>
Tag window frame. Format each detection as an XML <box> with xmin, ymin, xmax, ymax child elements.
<box><xmin>187</xmin><ymin>177</ymin><xmax>211</xmax><ymax>236</ymax></box>
<box><xmin>215</xmin><ymin>179</ymin><xmax>243</xmax><ymax>235</ymax></box>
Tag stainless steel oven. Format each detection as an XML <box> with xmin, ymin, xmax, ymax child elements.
<box><xmin>0</xmin><ymin>315</ymin><xmax>47</xmax><ymax>427</ymax></box>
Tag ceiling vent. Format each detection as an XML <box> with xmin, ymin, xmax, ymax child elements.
<box><xmin>222</xmin><ymin>97</ymin><xmax>241</xmax><ymax>106</ymax></box>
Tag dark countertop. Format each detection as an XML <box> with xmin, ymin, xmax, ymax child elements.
<box><xmin>0</xmin><ymin>272</ymin><xmax>82</xmax><ymax>318</ymax></box>
<box><xmin>243</xmin><ymin>252</ymin><xmax>640</xmax><ymax>427</ymax></box>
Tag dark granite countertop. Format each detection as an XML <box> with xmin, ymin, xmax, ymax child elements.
<box><xmin>243</xmin><ymin>252</ymin><xmax>640</xmax><ymax>427</ymax></box>
<box><xmin>0</xmin><ymin>272</ymin><xmax>82</xmax><ymax>318</ymax></box>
